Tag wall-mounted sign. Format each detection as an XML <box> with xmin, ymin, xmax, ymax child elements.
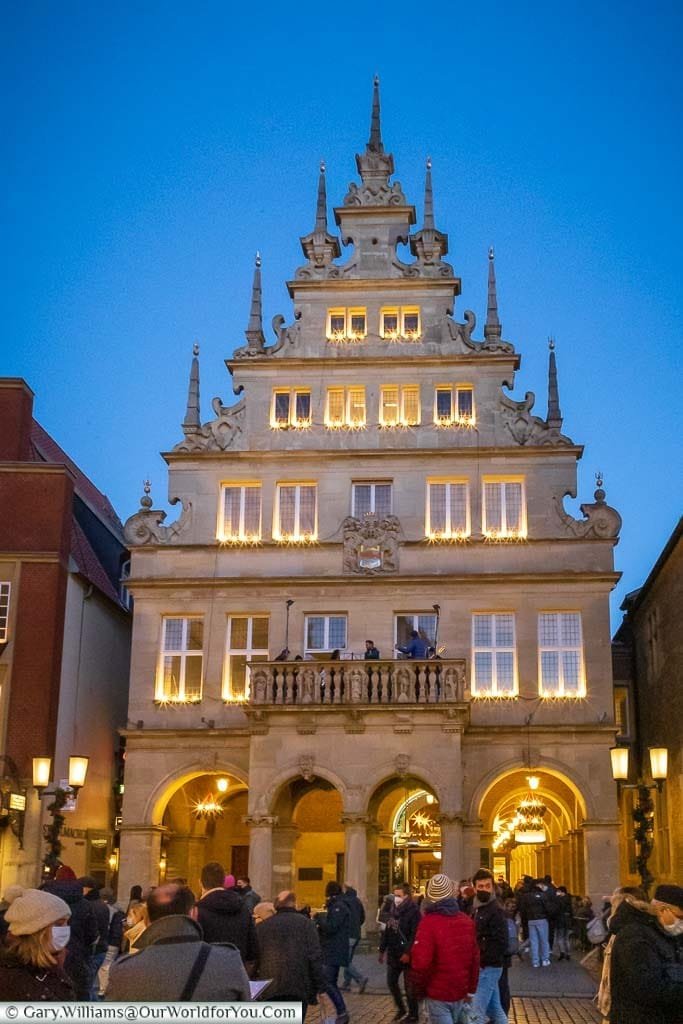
<box><xmin>9</xmin><ymin>793</ymin><xmax>26</xmax><ymax>811</ymax></box>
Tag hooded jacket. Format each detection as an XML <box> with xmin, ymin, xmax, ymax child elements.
<box><xmin>409</xmin><ymin>897</ymin><xmax>480</xmax><ymax>1002</ymax></box>
<box><xmin>196</xmin><ymin>888</ymin><xmax>257</xmax><ymax>964</ymax></box>
<box><xmin>342</xmin><ymin>886</ymin><xmax>366</xmax><ymax>941</ymax></box>
<box><xmin>84</xmin><ymin>889</ymin><xmax>111</xmax><ymax>954</ymax></box>
<box><xmin>42</xmin><ymin>880</ymin><xmax>98</xmax><ymax>1000</ymax></box>
<box><xmin>106</xmin><ymin>915</ymin><xmax>251</xmax><ymax>1002</ymax></box>
<box><xmin>380</xmin><ymin>896</ymin><xmax>421</xmax><ymax>960</ymax></box>
<box><xmin>608</xmin><ymin>896</ymin><xmax>683</xmax><ymax>1024</ymax></box>
<box><xmin>315</xmin><ymin>893</ymin><xmax>351</xmax><ymax>966</ymax></box>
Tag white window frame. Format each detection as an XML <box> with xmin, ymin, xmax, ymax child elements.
<box><xmin>433</xmin><ymin>385</ymin><xmax>475</xmax><ymax>425</ymax></box>
<box><xmin>218</xmin><ymin>483</ymin><xmax>262</xmax><ymax>542</ymax></box>
<box><xmin>425</xmin><ymin>479</ymin><xmax>470</xmax><ymax>538</ymax></box>
<box><xmin>0</xmin><ymin>583</ymin><xmax>11</xmax><ymax>643</ymax></box>
<box><xmin>274</xmin><ymin>482</ymin><xmax>318</xmax><ymax>541</ymax></box>
<box><xmin>271</xmin><ymin>388</ymin><xmax>312</xmax><ymax>428</ymax></box>
<box><xmin>324</xmin><ymin>386</ymin><xmax>366</xmax><ymax>428</ymax></box>
<box><xmin>537</xmin><ymin>611</ymin><xmax>585</xmax><ymax>697</ymax></box>
<box><xmin>352</xmin><ymin>481</ymin><xmax>393</xmax><ymax>518</ymax></box>
<box><xmin>304</xmin><ymin>614</ymin><xmax>348</xmax><ymax>654</ymax></box>
<box><xmin>380</xmin><ymin>385</ymin><xmax>421</xmax><ymax>426</ymax></box>
<box><xmin>326</xmin><ymin>307</ymin><xmax>367</xmax><ymax>342</ymax></box>
<box><xmin>156</xmin><ymin>616</ymin><xmax>204</xmax><ymax>702</ymax></box>
<box><xmin>482</xmin><ymin>477</ymin><xmax>527</xmax><ymax>538</ymax></box>
<box><xmin>223</xmin><ymin>615</ymin><xmax>270</xmax><ymax>701</ymax></box>
<box><xmin>471</xmin><ymin>613</ymin><xmax>518</xmax><ymax>697</ymax></box>
<box><xmin>394</xmin><ymin>613</ymin><xmax>438</xmax><ymax>648</ymax></box>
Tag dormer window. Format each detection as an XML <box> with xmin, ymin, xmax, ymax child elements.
<box><xmin>381</xmin><ymin>306</ymin><xmax>421</xmax><ymax>341</ymax></box>
<box><xmin>434</xmin><ymin>386</ymin><xmax>475</xmax><ymax>426</ymax></box>
<box><xmin>327</xmin><ymin>308</ymin><xmax>367</xmax><ymax>343</ymax></box>
<box><xmin>271</xmin><ymin>389</ymin><xmax>311</xmax><ymax>429</ymax></box>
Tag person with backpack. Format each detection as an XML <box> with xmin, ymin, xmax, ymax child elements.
<box><xmin>379</xmin><ymin>883</ymin><xmax>421</xmax><ymax>1023</ymax></box>
<box><xmin>341</xmin><ymin>883</ymin><xmax>369</xmax><ymax>993</ymax></box>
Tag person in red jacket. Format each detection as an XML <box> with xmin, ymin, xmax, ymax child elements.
<box><xmin>409</xmin><ymin>874</ymin><xmax>480</xmax><ymax>1024</ymax></box>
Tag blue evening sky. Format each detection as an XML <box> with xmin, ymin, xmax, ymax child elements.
<box><xmin>2</xmin><ymin>2</ymin><xmax>681</xmax><ymax>626</ymax></box>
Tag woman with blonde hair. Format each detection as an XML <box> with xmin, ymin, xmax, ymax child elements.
<box><xmin>0</xmin><ymin>886</ymin><xmax>74</xmax><ymax>1000</ymax></box>
<box><xmin>123</xmin><ymin>900</ymin><xmax>150</xmax><ymax>952</ymax></box>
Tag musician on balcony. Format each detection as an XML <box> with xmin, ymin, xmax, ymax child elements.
<box><xmin>395</xmin><ymin>630</ymin><xmax>430</xmax><ymax>659</ymax></box>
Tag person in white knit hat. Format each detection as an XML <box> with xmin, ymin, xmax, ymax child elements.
<box><xmin>0</xmin><ymin>886</ymin><xmax>74</xmax><ymax>1001</ymax></box>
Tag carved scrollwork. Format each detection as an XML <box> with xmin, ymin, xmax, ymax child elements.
<box><xmin>442</xmin><ymin>312</ymin><xmax>515</xmax><ymax>355</ymax></box>
<box><xmin>123</xmin><ymin>497</ymin><xmax>192</xmax><ymax>547</ymax></box>
<box><xmin>343</xmin><ymin>179</ymin><xmax>407</xmax><ymax>207</ymax></box>
<box><xmin>499</xmin><ymin>390</ymin><xmax>573</xmax><ymax>447</ymax></box>
<box><xmin>173</xmin><ymin>399</ymin><xmax>245</xmax><ymax>453</ymax></box>
<box><xmin>554</xmin><ymin>492</ymin><xmax>622</xmax><ymax>539</ymax></box>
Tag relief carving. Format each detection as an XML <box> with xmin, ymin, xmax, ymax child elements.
<box><xmin>173</xmin><ymin>398</ymin><xmax>245</xmax><ymax>452</ymax></box>
<box><xmin>554</xmin><ymin>479</ymin><xmax>622</xmax><ymax>539</ymax></box>
<box><xmin>499</xmin><ymin>391</ymin><xmax>573</xmax><ymax>447</ymax></box>
<box><xmin>123</xmin><ymin>490</ymin><xmax>192</xmax><ymax>547</ymax></box>
<box><xmin>342</xmin><ymin>514</ymin><xmax>401</xmax><ymax>574</ymax></box>
<box><xmin>442</xmin><ymin>311</ymin><xmax>515</xmax><ymax>355</ymax></box>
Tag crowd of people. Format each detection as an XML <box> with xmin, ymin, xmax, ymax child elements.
<box><xmin>0</xmin><ymin>861</ymin><xmax>680</xmax><ymax>1023</ymax></box>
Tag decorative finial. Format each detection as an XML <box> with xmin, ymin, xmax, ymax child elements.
<box><xmin>426</xmin><ymin>156</ymin><xmax>432</xmax><ymax>170</ymax></box>
<box><xmin>548</xmin><ymin>336</ymin><xmax>555</xmax><ymax>351</ymax></box>
<box><xmin>596</xmin><ymin>470</ymin><xmax>603</xmax><ymax>488</ymax></box>
<box><xmin>594</xmin><ymin>471</ymin><xmax>606</xmax><ymax>503</ymax></box>
<box><xmin>193</xmin><ymin>341</ymin><xmax>199</xmax><ymax>356</ymax></box>
<box><xmin>367</xmin><ymin>74</ymin><xmax>383</xmax><ymax>153</ymax></box>
<box><xmin>245</xmin><ymin>253</ymin><xmax>266</xmax><ymax>350</ymax></box>
<box><xmin>182</xmin><ymin>342</ymin><xmax>201</xmax><ymax>433</ymax></box>
<box><xmin>484</xmin><ymin>246</ymin><xmax>502</xmax><ymax>341</ymax></box>
<box><xmin>320</xmin><ymin>159</ymin><xmax>325</xmax><ymax>173</ymax></box>
<box><xmin>140</xmin><ymin>479</ymin><xmax>153</xmax><ymax>509</ymax></box>
<box><xmin>315</xmin><ymin>161</ymin><xmax>328</xmax><ymax>232</ymax></box>
<box><xmin>255</xmin><ymin>251</ymin><xmax>261</xmax><ymax>268</ymax></box>
<box><xmin>546</xmin><ymin>337</ymin><xmax>562</xmax><ymax>431</ymax></box>
<box><xmin>423</xmin><ymin>156</ymin><xmax>434</xmax><ymax>230</ymax></box>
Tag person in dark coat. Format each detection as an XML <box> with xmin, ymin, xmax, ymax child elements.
<box><xmin>255</xmin><ymin>891</ymin><xmax>326</xmax><ymax>1018</ymax></box>
<box><xmin>608</xmin><ymin>883</ymin><xmax>683</xmax><ymax>1024</ymax></box>
<box><xmin>517</xmin><ymin>878</ymin><xmax>551</xmax><ymax>967</ymax></box>
<box><xmin>314</xmin><ymin>881</ymin><xmax>351</xmax><ymax>1023</ymax></box>
<box><xmin>196</xmin><ymin>861</ymin><xmax>257</xmax><ymax>970</ymax></box>
<box><xmin>235</xmin><ymin>876</ymin><xmax>261</xmax><ymax>915</ymax></box>
<box><xmin>43</xmin><ymin>876</ymin><xmax>98</xmax><ymax>1000</ymax></box>
<box><xmin>379</xmin><ymin>883</ymin><xmax>421</xmax><ymax>1023</ymax></box>
<box><xmin>341</xmin><ymin>882</ymin><xmax>368</xmax><ymax>992</ymax></box>
<box><xmin>469</xmin><ymin>869</ymin><xmax>509</xmax><ymax>1024</ymax></box>
<box><xmin>79</xmin><ymin>877</ymin><xmax>110</xmax><ymax>999</ymax></box>
<box><xmin>0</xmin><ymin>886</ymin><xmax>75</xmax><ymax>1001</ymax></box>
<box><xmin>554</xmin><ymin>886</ymin><xmax>574</xmax><ymax>960</ymax></box>
<box><xmin>97</xmin><ymin>887</ymin><xmax>125</xmax><ymax>998</ymax></box>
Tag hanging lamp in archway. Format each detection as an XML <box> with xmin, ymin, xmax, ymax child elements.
<box><xmin>514</xmin><ymin>775</ymin><xmax>547</xmax><ymax>844</ymax></box>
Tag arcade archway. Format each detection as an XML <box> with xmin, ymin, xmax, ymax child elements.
<box><xmin>368</xmin><ymin>775</ymin><xmax>441</xmax><ymax>904</ymax></box>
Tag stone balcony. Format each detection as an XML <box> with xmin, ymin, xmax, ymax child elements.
<box><xmin>249</xmin><ymin>658</ymin><xmax>467</xmax><ymax>706</ymax></box>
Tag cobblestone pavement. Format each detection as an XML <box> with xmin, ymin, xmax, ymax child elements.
<box><xmin>305</xmin><ymin>993</ymin><xmax>602</xmax><ymax>1022</ymax></box>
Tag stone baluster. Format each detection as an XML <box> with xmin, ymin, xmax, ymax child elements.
<box><xmin>417</xmin><ymin>663</ymin><xmax>427</xmax><ymax>702</ymax></box>
<box><xmin>314</xmin><ymin>668</ymin><xmax>322</xmax><ymax>703</ymax></box>
<box><xmin>408</xmin><ymin>664</ymin><xmax>417</xmax><ymax>702</ymax></box>
<box><xmin>333</xmin><ymin>666</ymin><xmax>343</xmax><ymax>704</ymax></box>
<box><xmin>381</xmin><ymin>664</ymin><xmax>391</xmax><ymax>703</ymax></box>
<box><xmin>370</xmin><ymin>666</ymin><xmax>379</xmax><ymax>703</ymax></box>
<box><xmin>275</xmin><ymin>667</ymin><xmax>285</xmax><ymax>704</ymax></box>
<box><xmin>284</xmin><ymin>666</ymin><xmax>295</xmax><ymax>704</ymax></box>
<box><xmin>428</xmin><ymin>664</ymin><xmax>438</xmax><ymax>702</ymax></box>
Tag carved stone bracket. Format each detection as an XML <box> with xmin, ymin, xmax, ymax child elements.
<box><xmin>499</xmin><ymin>391</ymin><xmax>573</xmax><ymax>447</ymax></box>
<box><xmin>243</xmin><ymin>815</ymin><xmax>278</xmax><ymax>829</ymax></box>
<box><xmin>441</xmin><ymin>708</ymin><xmax>467</xmax><ymax>734</ymax></box>
<box><xmin>442</xmin><ymin>312</ymin><xmax>515</xmax><ymax>355</ymax></box>
<box><xmin>296</xmin><ymin>714</ymin><xmax>318</xmax><ymax>736</ymax></box>
<box><xmin>298</xmin><ymin>755</ymin><xmax>315</xmax><ymax>782</ymax></box>
<box><xmin>340</xmin><ymin>813</ymin><xmax>371</xmax><ymax>827</ymax></box>
<box><xmin>244</xmin><ymin>708</ymin><xmax>269</xmax><ymax>736</ymax></box>
<box><xmin>554</xmin><ymin>487</ymin><xmax>622</xmax><ymax>539</ymax></box>
<box><xmin>437</xmin><ymin>813</ymin><xmax>465</xmax><ymax>827</ymax></box>
<box><xmin>344</xmin><ymin>709</ymin><xmax>366</xmax><ymax>734</ymax></box>
<box><xmin>123</xmin><ymin>497</ymin><xmax>192</xmax><ymax>547</ymax></box>
<box><xmin>394</xmin><ymin>754</ymin><xmax>411</xmax><ymax>777</ymax></box>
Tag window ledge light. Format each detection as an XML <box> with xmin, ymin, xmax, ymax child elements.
<box><xmin>379</xmin><ymin>421</ymin><xmax>419</xmax><ymax>430</ymax></box>
<box><xmin>434</xmin><ymin>417</ymin><xmax>477</xmax><ymax>429</ymax></box>
<box><xmin>326</xmin><ymin>332</ymin><xmax>367</xmax><ymax>344</ymax></box>
<box><xmin>218</xmin><ymin>535</ymin><xmax>262</xmax><ymax>547</ymax></box>
<box><xmin>154</xmin><ymin>696</ymin><xmax>202</xmax><ymax>707</ymax></box>
<box><xmin>274</xmin><ymin>534</ymin><xmax>318</xmax><ymax>546</ymax></box>
<box><xmin>383</xmin><ymin>332</ymin><xmax>422</xmax><ymax>343</ymax></box>
<box><xmin>270</xmin><ymin>421</ymin><xmax>312</xmax><ymax>431</ymax></box>
<box><xmin>222</xmin><ymin>696</ymin><xmax>248</xmax><ymax>706</ymax></box>
<box><xmin>426</xmin><ymin>531</ymin><xmax>471</xmax><ymax>544</ymax></box>
<box><xmin>324</xmin><ymin>422</ymin><xmax>367</xmax><ymax>431</ymax></box>
<box><xmin>482</xmin><ymin>530</ymin><xmax>527</xmax><ymax>543</ymax></box>
<box><xmin>471</xmin><ymin>692</ymin><xmax>519</xmax><ymax>701</ymax></box>
<box><xmin>539</xmin><ymin>691</ymin><xmax>587</xmax><ymax>702</ymax></box>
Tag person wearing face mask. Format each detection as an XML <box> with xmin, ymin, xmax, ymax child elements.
<box><xmin>42</xmin><ymin>873</ymin><xmax>99</xmax><ymax>1000</ymax></box>
<box><xmin>607</xmin><ymin>882</ymin><xmax>683</xmax><ymax>1024</ymax></box>
<box><xmin>379</xmin><ymin>884</ymin><xmax>421</xmax><ymax>1022</ymax></box>
<box><xmin>468</xmin><ymin>868</ymin><xmax>509</xmax><ymax>1024</ymax></box>
<box><xmin>0</xmin><ymin>886</ymin><xmax>75</xmax><ymax>1000</ymax></box>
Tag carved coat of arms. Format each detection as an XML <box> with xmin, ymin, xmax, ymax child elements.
<box><xmin>342</xmin><ymin>514</ymin><xmax>401</xmax><ymax>575</ymax></box>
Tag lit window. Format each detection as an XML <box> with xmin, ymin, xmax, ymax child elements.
<box><xmin>157</xmin><ymin>617</ymin><xmax>204</xmax><ymax>702</ymax></box>
<box><xmin>271</xmin><ymin>389</ymin><xmax>311</xmax><ymax>428</ymax></box>
<box><xmin>614</xmin><ymin>687</ymin><xmax>630</xmax><ymax>738</ymax></box>
<box><xmin>0</xmin><ymin>583</ymin><xmax>11</xmax><ymax>642</ymax></box>
<box><xmin>380</xmin><ymin>306</ymin><xmax>421</xmax><ymax>340</ymax></box>
<box><xmin>434</xmin><ymin>386</ymin><xmax>475</xmax><ymax>425</ymax></box>
<box><xmin>275</xmin><ymin>483</ymin><xmax>317</xmax><ymax>541</ymax></box>
<box><xmin>538</xmin><ymin>612</ymin><xmax>585</xmax><ymax>697</ymax></box>
<box><xmin>395</xmin><ymin>614</ymin><xmax>437</xmax><ymax>650</ymax></box>
<box><xmin>219</xmin><ymin>484</ymin><xmax>262</xmax><ymax>542</ymax></box>
<box><xmin>224</xmin><ymin>616</ymin><xmax>269</xmax><ymax>701</ymax></box>
<box><xmin>380</xmin><ymin>386</ymin><xmax>420</xmax><ymax>426</ymax></box>
<box><xmin>472</xmin><ymin>613</ymin><xmax>517</xmax><ymax>696</ymax></box>
<box><xmin>326</xmin><ymin>308</ymin><xmax>367</xmax><ymax>342</ymax></box>
<box><xmin>324</xmin><ymin>387</ymin><xmax>366</xmax><ymax>428</ymax></box>
<box><xmin>482</xmin><ymin>479</ymin><xmax>526</xmax><ymax>538</ymax></box>
<box><xmin>305</xmin><ymin>614</ymin><xmax>347</xmax><ymax>654</ymax></box>
<box><xmin>427</xmin><ymin>481</ymin><xmax>470</xmax><ymax>538</ymax></box>
<box><xmin>352</xmin><ymin>482</ymin><xmax>392</xmax><ymax>518</ymax></box>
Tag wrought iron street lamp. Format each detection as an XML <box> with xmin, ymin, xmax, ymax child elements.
<box><xmin>32</xmin><ymin>755</ymin><xmax>90</xmax><ymax>878</ymax></box>
<box><xmin>610</xmin><ymin>745</ymin><xmax>669</xmax><ymax>895</ymax></box>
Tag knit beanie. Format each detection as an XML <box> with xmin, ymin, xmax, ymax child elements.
<box><xmin>427</xmin><ymin>874</ymin><xmax>454</xmax><ymax>901</ymax></box>
<box><xmin>653</xmin><ymin>884</ymin><xmax>683</xmax><ymax>912</ymax></box>
<box><xmin>5</xmin><ymin>887</ymin><xmax>71</xmax><ymax>935</ymax></box>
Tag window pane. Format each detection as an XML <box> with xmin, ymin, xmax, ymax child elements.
<box><xmin>396</xmin><ymin>615</ymin><xmax>414</xmax><ymax>648</ymax></box>
<box><xmin>504</xmin><ymin>483</ymin><xmax>523</xmax><ymax>532</ymax></box>
<box><xmin>353</xmin><ymin>485</ymin><xmax>371</xmax><ymax>518</ymax></box>
<box><xmin>562</xmin><ymin>651</ymin><xmax>581</xmax><ymax>692</ymax></box>
<box><xmin>229</xmin><ymin>655</ymin><xmax>248</xmax><ymax>699</ymax></box>
<box><xmin>299</xmin><ymin>486</ymin><xmax>316</xmax><ymax>534</ymax></box>
<box><xmin>330</xmin><ymin>314</ymin><xmax>345</xmax><ymax>333</ymax></box>
<box><xmin>184</xmin><ymin>656</ymin><xmax>202</xmax><ymax>698</ymax></box>
<box><xmin>402</xmin><ymin>387</ymin><xmax>419</xmax><ymax>425</ymax></box>
<box><xmin>350</xmin><ymin>314</ymin><xmax>365</xmax><ymax>335</ymax></box>
<box><xmin>243</xmin><ymin>487</ymin><xmax>261</xmax><ymax>535</ymax></box>
<box><xmin>279</xmin><ymin>486</ymin><xmax>296</xmax><ymax>535</ymax></box>
<box><xmin>494</xmin><ymin>614</ymin><xmax>514</xmax><ymax>648</ymax></box>
<box><xmin>484</xmin><ymin>483</ymin><xmax>502</xmax><ymax>531</ymax></box>
<box><xmin>539</xmin><ymin>613</ymin><xmax>558</xmax><ymax>646</ymax></box>
<box><xmin>403</xmin><ymin>312</ymin><xmax>419</xmax><ymax>333</ymax></box>
<box><xmin>163</xmin><ymin>618</ymin><xmax>184</xmax><ymax>651</ymax></box>
<box><xmin>230</xmin><ymin>617</ymin><xmax>249</xmax><ymax>649</ymax></box>
<box><xmin>429</xmin><ymin>483</ymin><xmax>447</xmax><ymax>533</ymax></box>
<box><xmin>541</xmin><ymin>651</ymin><xmax>560</xmax><ymax>691</ymax></box>
<box><xmin>274</xmin><ymin>392</ymin><xmax>290</xmax><ymax>423</ymax></box>
<box><xmin>417</xmin><ymin>615</ymin><xmax>437</xmax><ymax>643</ymax></box>
<box><xmin>295</xmin><ymin>392</ymin><xmax>311</xmax><ymax>422</ymax></box>
<box><xmin>436</xmin><ymin>389</ymin><xmax>452</xmax><ymax>420</ymax></box>
<box><xmin>187</xmin><ymin>620</ymin><xmax>204</xmax><ymax>651</ymax></box>
<box><xmin>223</xmin><ymin>487</ymin><xmax>242</xmax><ymax>537</ymax></box>
<box><xmin>449</xmin><ymin>483</ymin><xmax>468</xmax><ymax>532</ymax></box>
<box><xmin>307</xmin><ymin>617</ymin><xmax>325</xmax><ymax>650</ymax></box>
<box><xmin>328</xmin><ymin>616</ymin><xmax>347</xmax><ymax>649</ymax></box>
<box><xmin>474</xmin><ymin>652</ymin><xmax>493</xmax><ymax>691</ymax></box>
<box><xmin>327</xmin><ymin>389</ymin><xmax>345</xmax><ymax>424</ymax></box>
<box><xmin>381</xmin><ymin>387</ymin><xmax>399</xmax><ymax>425</ymax></box>
<box><xmin>383</xmin><ymin>313</ymin><xmax>398</xmax><ymax>334</ymax></box>
<box><xmin>496</xmin><ymin>652</ymin><xmax>514</xmax><ymax>689</ymax></box>
<box><xmin>375</xmin><ymin>484</ymin><xmax>392</xmax><ymax>518</ymax></box>
<box><xmin>473</xmin><ymin>614</ymin><xmax>492</xmax><ymax>647</ymax></box>
<box><xmin>251</xmin><ymin>617</ymin><xmax>269</xmax><ymax>650</ymax></box>
<box><xmin>561</xmin><ymin>613</ymin><xmax>581</xmax><ymax>646</ymax></box>
<box><xmin>163</xmin><ymin>656</ymin><xmax>181</xmax><ymax>697</ymax></box>
<box><xmin>457</xmin><ymin>389</ymin><xmax>473</xmax><ymax>418</ymax></box>
<box><xmin>348</xmin><ymin>388</ymin><xmax>365</xmax><ymax>425</ymax></box>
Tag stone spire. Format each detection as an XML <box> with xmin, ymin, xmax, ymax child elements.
<box><xmin>410</xmin><ymin>157</ymin><xmax>450</xmax><ymax>272</ymax></box>
<box><xmin>484</xmin><ymin>247</ymin><xmax>502</xmax><ymax>342</ymax></box>
<box><xmin>298</xmin><ymin>162</ymin><xmax>341</xmax><ymax>272</ymax></box>
<box><xmin>547</xmin><ymin>337</ymin><xmax>563</xmax><ymax>430</ymax></box>
<box><xmin>244</xmin><ymin>253</ymin><xmax>266</xmax><ymax>352</ymax></box>
<box><xmin>182</xmin><ymin>342</ymin><xmax>201</xmax><ymax>434</ymax></box>
<box><xmin>367</xmin><ymin>73</ymin><xmax>383</xmax><ymax>153</ymax></box>
<box><xmin>346</xmin><ymin>76</ymin><xmax>402</xmax><ymax>205</ymax></box>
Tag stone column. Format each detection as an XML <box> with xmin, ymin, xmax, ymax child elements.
<box><xmin>365</xmin><ymin>822</ymin><xmax>380</xmax><ymax>935</ymax></box>
<box><xmin>583</xmin><ymin>821</ymin><xmax>620</xmax><ymax>907</ymax></box>
<box><xmin>558</xmin><ymin>836</ymin><xmax>570</xmax><ymax>887</ymax></box>
<box><xmin>438</xmin><ymin>814</ymin><xmax>464</xmax><ymax>881</ymax></box>
<box><xmin>118</xmin><ymin>825</ymin><xmax>166</xmax><ymax>900</ymax></box>
<box><xmin>342</xmin><ymin>814</ymin><xmax>369</xmax><ymax>907</ymax></box>
<box><xmin>463</xmin><ymin>820</ymin><xmax>482</xmax><ymax>878</ymax></box>
<box><xmin>272</xmin><ymin>824</ymin><xmax>299</xmax><ymax>893</ymax></box>
<box><xmin>245</xmin><ymin>816</ymin><xmax>277</xmax><ymax>898</ymax></box>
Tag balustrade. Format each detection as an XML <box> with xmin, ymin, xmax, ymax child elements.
<box><xmin>249</xmin><ymin>658</ymin><xmax>466</xmax><ymax>706</ymax></box>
